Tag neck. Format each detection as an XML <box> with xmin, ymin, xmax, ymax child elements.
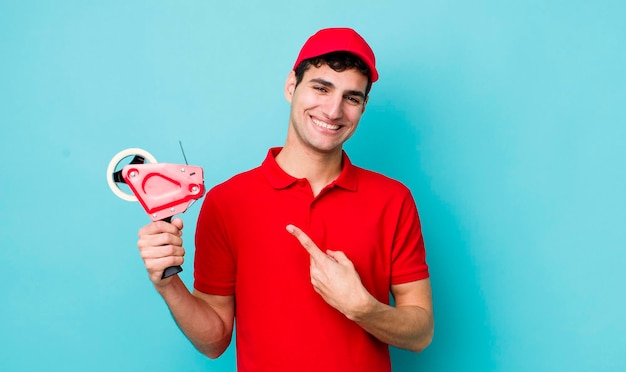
<box><xmin>275</xmin><ymin>144</ymin><xmax>343</xmax><ymax>196</ymax></box>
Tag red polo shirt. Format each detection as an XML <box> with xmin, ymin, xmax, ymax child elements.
<box><xmin>194</xmin><ymin>147</ymin><xmax>429</xmax><ymax>372</ymax></box>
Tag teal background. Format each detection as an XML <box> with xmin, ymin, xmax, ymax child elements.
<box><xmin>1</xmin><ymin>1</ymin><xmax>625</xmax><ymax>371</ymax></box>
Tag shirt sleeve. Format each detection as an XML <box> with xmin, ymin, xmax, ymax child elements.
<box><xmin>193</xmin><ymin>188</ymin><xmax>236</xmax><ymax>295</ymax></box>
<box><xmin>390</xmin><ymin>189</ymin><xmax>429</xmax><ymax>285</ymax></box>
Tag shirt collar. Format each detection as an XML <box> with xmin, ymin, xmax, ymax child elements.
<box><xmin>261</xmin><ymin>147</ymin><xmax>358</xmax><ymax>192</ymax></box>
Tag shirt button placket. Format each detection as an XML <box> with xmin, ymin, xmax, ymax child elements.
<box><xmin>296</xmin><ymin>178</ymin><xmax>313</xmax><ymax>229</ymax></box>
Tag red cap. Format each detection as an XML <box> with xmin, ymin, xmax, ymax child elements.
<box><xmin>293</xmin><ymin>28</ymin><xmax>378</xmax><ymax>82</ymax></box>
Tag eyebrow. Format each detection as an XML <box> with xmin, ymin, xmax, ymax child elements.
<box><xmin>308</xmin><ymin>78</ymin><xmax>366</xmax><ymax>99</ymax></box>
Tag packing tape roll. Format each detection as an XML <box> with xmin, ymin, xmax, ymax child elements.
<box><xmin>106</xmin><ymin>148</ymin><xmax>157</xmax><ymax>202</ymax></box>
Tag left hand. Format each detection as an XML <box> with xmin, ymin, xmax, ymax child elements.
<box><xmin>286</xmin><ymin>224</ymin><xmax>374</xmax><ymax>318</ymax></box>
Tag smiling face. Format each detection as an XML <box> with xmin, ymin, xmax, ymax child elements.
<box><xmin>284</xmin><ymin>63</ymin><xmax>369</xmax><ymax>157</ymax></box>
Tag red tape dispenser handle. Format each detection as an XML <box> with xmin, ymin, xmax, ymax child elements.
<box><xmin>107</xmin><ymin>148</ymin><xmax>205</xmax><ymax>279</ymax></box>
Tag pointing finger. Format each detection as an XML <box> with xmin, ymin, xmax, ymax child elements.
<box><xmin>286</xmin><ymin>224</ymin><xmax>327</xmax><ymax>262</ymax></box>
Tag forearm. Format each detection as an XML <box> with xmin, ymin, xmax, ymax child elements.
<box><xmin>348</xmin><ymin>297</ymin><xmax>434</xmax><ymax>352</ymax></box>
<box><xmin>155</xmin><ymin>277</ymin><xmax>232</xmax><ymax>358</ymax></box>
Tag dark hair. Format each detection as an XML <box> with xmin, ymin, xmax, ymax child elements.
<box><xmin>294</xmin><ymin>51</ymin><xmax>373</xmax><ymax>97</ymax></box>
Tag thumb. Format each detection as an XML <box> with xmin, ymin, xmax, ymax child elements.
<box><xmin>171</xmin><ymin>217</ymin><xmax>184</xmax><ymax>232</ymax></box>
<box><xmin>326</xmin><ymin>250</ymin><xmax>351</xmax><ymax>265</ymax></box>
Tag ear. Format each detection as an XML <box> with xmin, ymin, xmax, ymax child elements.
<box><xmin>284</xmin><ymin>71</ymin><xmax>297</xmax><ymax>103</ymax></box>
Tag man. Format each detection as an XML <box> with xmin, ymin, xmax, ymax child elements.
<box><xmin>137</xmin><ymin>27</ymin><xmax>433</xmax><ymax>371</ymax></box>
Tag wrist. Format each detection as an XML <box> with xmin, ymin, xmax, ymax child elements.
<box><xmin>154</xmin><ymin>275</ymin><xmax>184</xmax><ymax>298</ymax></box>
<box><xmin>345</xmin><ymin>292</ymin><xmax>378</xmax><ymax>322</ymax></box>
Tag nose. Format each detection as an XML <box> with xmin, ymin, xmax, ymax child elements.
<box><xmin>322</xmin><ymin>94</ymin><xmax>343</xmax><ymax>120</ymax></box>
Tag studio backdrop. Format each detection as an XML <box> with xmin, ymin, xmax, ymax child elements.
<box><xmin>1</xmin><ymin>1</ymin><xmax>624</xmax><ymax>371</ymax></box>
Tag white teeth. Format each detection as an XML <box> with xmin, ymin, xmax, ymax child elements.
<box><xmin>312</xmin><ymin>118</ymin><xmax>340</xmax><ymax>130</ymax></box>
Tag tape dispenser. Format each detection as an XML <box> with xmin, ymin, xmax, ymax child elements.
<box><xmin>106</xmin><ymin>147</ymin><xmax>205</xmax><ymax>278</ymax></box>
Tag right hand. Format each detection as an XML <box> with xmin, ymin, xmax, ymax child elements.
<box><xmin>137</xmin><ymin>218</ymin><xmax>185</xmax><ymax>286</ymax></box>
